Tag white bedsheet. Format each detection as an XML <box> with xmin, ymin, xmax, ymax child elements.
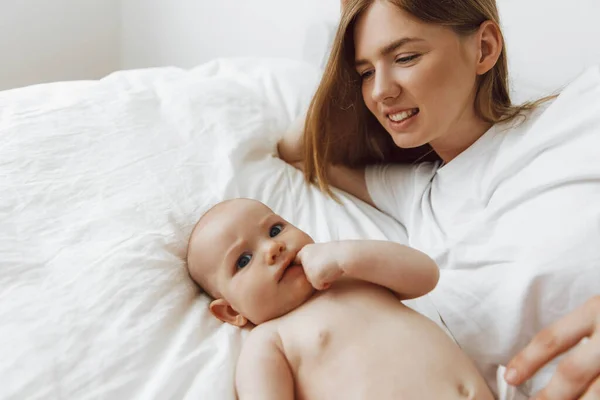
<box><xmin>0</xmin><ymin>58</ymin><xmax>416</xmax><ymax>400</ymax></box>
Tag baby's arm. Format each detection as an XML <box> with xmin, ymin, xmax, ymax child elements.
<box><xmin>297</xmin><ymin>241</ymin><xmax>439</xmax><ymax>300</ymax></box>
<box><xmin>236</xmin><ymin>326</ymin><xmax>294</xmax><ymax>400</ymax></box>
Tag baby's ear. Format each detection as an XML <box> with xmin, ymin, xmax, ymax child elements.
<box><xmin>209</xmin><ymin>299</ymin><xmax>248</xmax><ymax>327</ymax></box>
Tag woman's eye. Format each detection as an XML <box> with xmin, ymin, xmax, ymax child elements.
<box><xmin>269</xmin><ymin>224</ymin><xmax>283</xmax><ymax>237</ymax></box>
<box><xmin>236</xmin><ymin>254</ymin><xmax>252</xmax><ymax>269</ymax></box>
<box><xmin>359</xmin><ymin>70</ymin><xmax>374</xmax><ymax>80</ymax></box>
<box><xmin>395</xmin><ymin>54</ymin><xmax>420</xmax><ymax>64</ymax></box>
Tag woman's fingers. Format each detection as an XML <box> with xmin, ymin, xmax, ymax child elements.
<box><xmin>506</xmin><ymin>297</ymin><xmax>599</xmax><ymax>385</ymax></box>
<box><xmin>530</xmin><ymin>334</ymin><xmax>600</xmax><ymax>400</ymax></box>
<box><xmin>580</xmin><ymin>375</ymin><xmax>600</xmax><ymax>400</ymax></box>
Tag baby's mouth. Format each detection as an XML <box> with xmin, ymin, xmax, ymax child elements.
<box><xmin>278</xmin><ymin>257</ymin><xmax>300</xmax><ymax>282</ymax></box>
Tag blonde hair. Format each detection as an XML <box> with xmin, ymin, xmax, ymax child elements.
<box><xmin>303</xmin><ymin>0</ymin><xmax>555</xmax><ymax>194</ymax></box>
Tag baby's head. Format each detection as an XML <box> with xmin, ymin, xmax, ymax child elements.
<box><xmin>187</xmin><ymin>198</ymin><xmax>315</xmax><ymax>326</ymax></box>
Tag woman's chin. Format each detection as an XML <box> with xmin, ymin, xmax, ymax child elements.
<box><xmin>389</xmin><ymin>131</ymin><xmax>428</xmax><ymax>149</ymax></box>
<box><xmin>379</xmin><ymin>118</ymin><xmax>427</xmax><ymax>149</ymax></box>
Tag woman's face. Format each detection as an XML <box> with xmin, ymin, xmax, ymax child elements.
<box><xmin>354</xmin><ymin>1</ymin><xmax>484</xmax><ymax>153</ymax></box>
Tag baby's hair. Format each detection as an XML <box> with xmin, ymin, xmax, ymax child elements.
<box><xmin>186</xmin><ymin>199</ymin><xmax>238</xmax><ymax>299</ymax></box>
<box><xmin>186</xmin><ymin>216</ymin><xmax>212</xmax><ymax>298</ymax></box>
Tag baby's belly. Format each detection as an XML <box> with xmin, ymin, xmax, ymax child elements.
<box><xmin>280</xmin><ymin>282</ymin><xmax>494</xmax><ymax>400</ymax></box>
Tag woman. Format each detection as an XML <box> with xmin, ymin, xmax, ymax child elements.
<box><xmin>279</xmin><ymin>0</ymin><xmax>600</xmax><ymax>398</ymax></box>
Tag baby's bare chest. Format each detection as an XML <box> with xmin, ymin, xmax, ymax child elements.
<box><xmin>278</xmin><ymin>284</ymin><xmax>418</xmax><ymax>370</ymax></box>
<box><xmin>273</xmin><ymin>285</ymin><xmax>459</xmax><ymax>399</ymax></box>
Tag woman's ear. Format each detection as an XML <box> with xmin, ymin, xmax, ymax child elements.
<box><xmin>475</xmin><ymin>20</ymin><xmax>503</xmax><ymax>76</ymax></box>
<box><xmin>209</xmin><ymin>298</ymin><xmax>248</xmax><ymax>327</ymax></box>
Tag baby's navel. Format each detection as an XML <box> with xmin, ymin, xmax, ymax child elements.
<box><xmin>317</xmin><ymin>330</ymin><xmax>331</xmax><ymax>348</ymax></box>
<box><xmin>457</xmin><ymin>382</ymin><xmax>476</xmax><ymax>399</ymax></box>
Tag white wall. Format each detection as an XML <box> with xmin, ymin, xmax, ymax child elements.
<box><xmin>0</xmin><ymin>0</ymin><xmax>338</xmax><ymax>91</ymax></box>
<box><xmin>119</xmin><ymin>0</ymin><xmax>600</xmax><ymax>95</ymax></box>
<box><xmin>498</xmin><ymin>0</ymin><xmax>600</xmax><ymax>101</ymax></box>
<box><xmin>120</xmin><ymin>0</ymin><xmax>340</xmax><ymax>70</ymax></box>
<box><xmin>4</xmin><ymin>0</ymin><xmax>599</xmax><ymax>95</ymax></box>
<box><xmin>0</xmin><ymin>0</ymin><xmax>121</xmax><ymax>91</ymax></box>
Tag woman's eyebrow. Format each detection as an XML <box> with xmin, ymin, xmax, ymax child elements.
<box><xmin>355</xmin><ymin>37</ymin><xmax>424</xmax><ymax>68</ymax></box>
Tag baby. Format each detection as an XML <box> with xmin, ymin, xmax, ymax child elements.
<box><xmin>187</xmin><ymin>198</ymin><xmax>493</xmax><ymax>399</ymax></box>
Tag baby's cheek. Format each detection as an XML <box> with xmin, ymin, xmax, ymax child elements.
<box><xmin>245</xmin><ymin>283</ymin><xmax>279</xmax><ymax>318</ymax></box>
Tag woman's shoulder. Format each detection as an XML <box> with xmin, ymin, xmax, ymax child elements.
<box><xmin>500</xmin><ymin>64</ymin><xmax>600</xmax><ymax>142</ymax></box>
<box><xmin>498</xmin><ymin>100</ymin><xmax>553</xmax><ymax>135</ymax></box>
<box><xmin>490</xmin><ymin>99</ymin><xmax>556</xmax><ymax>155</ymax></box>
<box><xmin>485</xmin><ymin>82</ymin><xmax>598</xmax><ymax>186</ymax></box>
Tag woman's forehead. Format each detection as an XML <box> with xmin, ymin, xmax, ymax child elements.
<box><xmin>353</xmin><ymin>2</ymin><xmax>447</xmax><ymax>60</ymax></box>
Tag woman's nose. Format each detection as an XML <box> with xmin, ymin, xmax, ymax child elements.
<box><xmin>265</xmin><ymin>240</ymin><xmax>286</xmax><ymax>265</ymax></box>
<box><xmin>372</xmin><ymin>69</ymin><xmax>401</xmax><ymax>103</ymax></box>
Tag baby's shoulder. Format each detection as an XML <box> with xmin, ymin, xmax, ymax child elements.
<box><xmin>236</xmin><ymin>321</ymin><xmax>290</xmax><ymax>377</ymax></box>
<box><xmin>246</xmin><ymin>320</ymin><xmax>283</xmax><ymax>346</ymax></box>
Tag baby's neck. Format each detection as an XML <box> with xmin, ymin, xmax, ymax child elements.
<box><xmin>251</xmin><ymin>290</ymin><xmax>320</xmax><ymax>327</ymax></box>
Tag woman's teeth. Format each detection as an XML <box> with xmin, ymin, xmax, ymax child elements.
<box><xmin>389</xmin><ymin>109</ymin><xmax>418</xmax><ymax>122</ymax></box>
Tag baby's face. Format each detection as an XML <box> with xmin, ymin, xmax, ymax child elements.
<box><xmin>189</xmin><ymin>199</ymin><xmax>315</xmax><ymax>325</ymax></box>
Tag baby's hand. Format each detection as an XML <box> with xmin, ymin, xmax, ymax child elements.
<box><xmin>295</xmin><ymin>243</ymin><xmax>344</xmax><ymax>290</ymax></box>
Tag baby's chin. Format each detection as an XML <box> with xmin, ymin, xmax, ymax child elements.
<box><xmin>250</xmin><ymin>286</ymin><xmax>315</xmax><ymax>325</ymax></box>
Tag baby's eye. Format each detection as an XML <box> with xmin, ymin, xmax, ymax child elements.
<box><xmin>236</xmin><ymin>254</ymin><xmax>252</xmax><ymax>269</ymax></box>
<box><xmin>269</xmin><ymin>224</ymin><xmax>283</xmax><ymax>238</ymax></box>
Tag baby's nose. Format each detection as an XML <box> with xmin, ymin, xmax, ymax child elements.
<box><xmin>265</xmin><ymin>240</ymin><xmax>286</xmax><ymax>265</ymax></box>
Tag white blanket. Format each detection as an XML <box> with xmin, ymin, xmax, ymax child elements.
<box><xmin>5</xmin><ymin>56</ymin><xmax>596</xmax><ymax>400</ymax></box>
<box><xmin>0</xmin><ymin>58</ymin><xmax>414</xmax><ymax>400</ymax></box>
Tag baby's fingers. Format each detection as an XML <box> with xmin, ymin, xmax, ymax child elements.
<box><xmin>312</xmin><ymin>280</ymin><xmax>331</xmax><ymax>291</ymax></box>
<box><xmin>294</xmin><ymin>245</ymin><xmax>310</xmax><ymax>265</ymax></box>
<box><xmin>303</xmin><ymin>267</ymin><xmax>331</xmax><ymax>291</ymax></box>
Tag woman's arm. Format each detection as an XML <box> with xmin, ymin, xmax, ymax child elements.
<box><xmin>326</xmin><ymin>165</ymin><xmax>374</xmax><ymax>207</ymax></box>
<box><xmin>296</xmin><ymin>240</ymin><xmax>439</xmax><ymax>300</ymax></box>
<box><xmin>278</xmin><ymin>126</ymin><xmax>374</xmax><ymax>206</ymax></box>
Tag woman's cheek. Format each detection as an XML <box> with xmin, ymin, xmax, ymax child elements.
<box><xmin>362</xmin><ymin>83</ymin><xmax>380</xmax><ymax>118</ymax></box>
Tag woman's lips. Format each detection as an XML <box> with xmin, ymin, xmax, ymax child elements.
<box><xmin>387</xmin><ymin>108</ymin><xmax>419</xmax><ymax>122</ymax></box>
<box><xmin>386</xmin><ymin>108</ymin><xmax>419</xmax><ymax>131</ymax></box>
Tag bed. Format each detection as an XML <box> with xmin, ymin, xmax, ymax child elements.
<box><xmin>2</xmin><ymin>1</ymin><xmax>600</xmax><ymax>399</ymax></box>
<box><xmin>1</xmin><ymin>57</ymin><xmax>422</xmax><ymax>399</ymax></box>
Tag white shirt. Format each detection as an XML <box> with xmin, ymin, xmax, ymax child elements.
<box><xmin>365</xmin><ymin>66</ymin><xmax>600</xmax><ymax>396</ymax></box>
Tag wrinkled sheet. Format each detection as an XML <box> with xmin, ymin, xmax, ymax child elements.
<box><xmin>0</xmin><ymin>58</ymin><xmax>413</xmax><ymax>400</ymax></box>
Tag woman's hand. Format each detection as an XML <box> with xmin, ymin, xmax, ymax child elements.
<box><xmin>505</xmin><ymin>296</ymin><xmax>600</xmax><ymax>399</ymax></box>
<box><xmin>277</xmin><ymin>117</ymin><xmax>305</xmax><ymax>170</ymax></box>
